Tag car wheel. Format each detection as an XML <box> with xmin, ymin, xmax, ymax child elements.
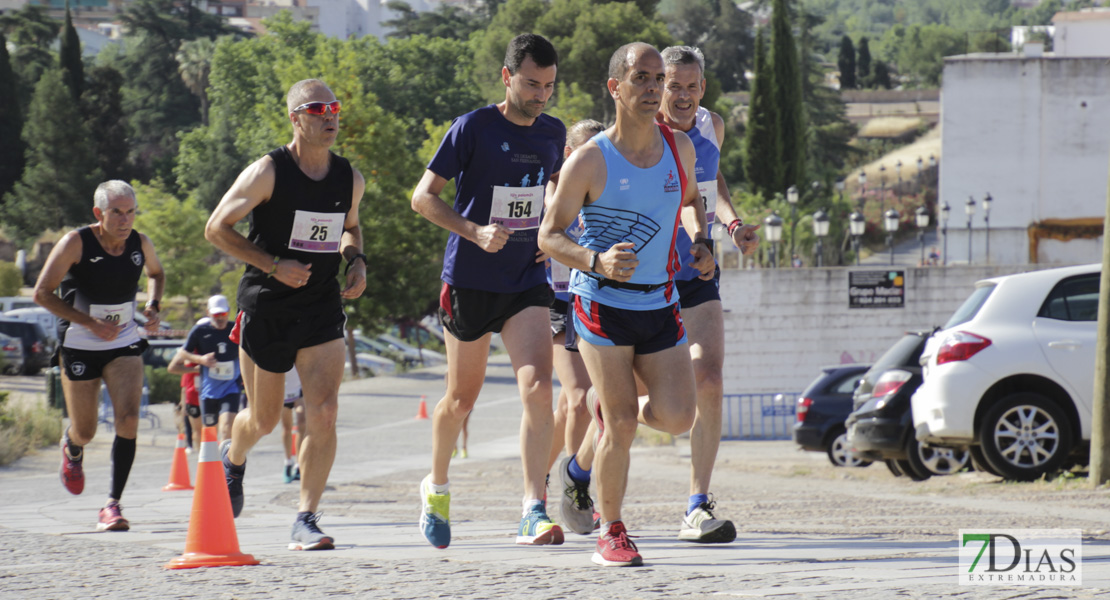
<box><xmin>906</xmin><ymin>437</ymin><xmax>968</xmax><ymax>477</ymax></box>
<box><xmin>978</xmin><ymin>392</ymin><xmax>1073</xmax><ymax>481</ymax></box>
<box><xmin>826</xmin><ymin>429</ymin><xmax>873</xmax><ymax>468</ymax></box>
<box><xmin>898</xmin><ymin>437</ymin><xmax>933</xmax><ymax>481</ymax></box>
<box><xmin>885</xmin><ymin>459</ymin><xmax>905</xmax><ymax>477</ymax></box>
<box><xmin>969</xmin><ymin>445</ymin><xmax>1000</xmax><ymax>477</ymax></box>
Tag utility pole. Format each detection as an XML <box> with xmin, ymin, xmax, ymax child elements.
<box><xmin>1091</xmin><ymin>165</ymin><xmax>1110</xmax><ymax>486</ymax></box>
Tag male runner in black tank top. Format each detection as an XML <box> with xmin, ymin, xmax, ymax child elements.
<box><xmin>32</xmin><ymin>180</ymin><xmax>166</xmax><ymax>532</ymax></box>
<box><xmin>206</xmin><ymin>78</ymin><xmax>366</xmax><ymax>551</ymax></box>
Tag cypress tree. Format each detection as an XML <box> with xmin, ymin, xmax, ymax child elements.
<box><xmin>857</xmin><ymin>36</ymin><xmax>872</xmax><ymax>88</ymax></box>
<box><xmin>744</xmin><ymin>28</ymin><xmax>779</xmax><ymax>200</ymax></box>
<box><xmin>0</xmin><ymin>31</ymin><xmax>25</xmax><ymax>200</ymax></box>
<box><xmin>837</xmin><ymin>35</ymin><xmax>856</xmax><ymax>90</ymax></box>
<box><xmin>60</xmin><ymin>2</ymin><xmax>83</xmax><ymax>101</ymax></box>
<box><xmin>873</xmin><ymin>61</ymin><xmax>892</xmax><ymax>90</ymax></box>
<box><xmin>770</xmin><ymin>0</ymin><xmax>805</xmax><ymax>192</ymax></box>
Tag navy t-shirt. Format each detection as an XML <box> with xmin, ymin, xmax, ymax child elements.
<box><xmin>182</xmin><ymin>322</ymin><xmax>240</xmax><ymax>400</ymax></box>
<box><xmin>428</xmin><ymin>104</ymin><xmax>566</xmax><ymax>293</ymax></box>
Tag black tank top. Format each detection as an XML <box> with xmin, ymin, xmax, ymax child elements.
<box><xmin>58</xmin><ymin>226</ymin><xmax>144</xmax><ymax>348</ymax></box>
<box><xmin>237</xmin><ymin>146</ymin><xmax>354</xmax><ymax>318</ymax></box>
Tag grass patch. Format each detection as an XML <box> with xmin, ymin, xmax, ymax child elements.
<box><xmin>0</xmin><ymin>392</ymin><xmax>64</xmax><ymax>466</ymax></box>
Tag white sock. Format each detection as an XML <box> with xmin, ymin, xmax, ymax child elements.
<box><xmin>431</xmin><ymin>481</ymin><xmax>450</xmax><ymax>495</ymax></box>
<box><xmin>284</xmin><ymin>457</ymin><xmax>294</xmax><ymax>466</ymax></box>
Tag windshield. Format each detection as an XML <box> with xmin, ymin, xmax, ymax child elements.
<box><xmin>942</xmin><ymin>283</ymin><xmax>995</xmax><ymax>330</ymax></box>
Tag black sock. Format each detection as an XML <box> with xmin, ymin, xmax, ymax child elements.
<box><xmin>109</xmin><ymin>435</ymin><xmax>137</xmax><ymax>500</ymax></box>
<box><xmin>64</xmin><ymin>428</ymin><xmax>82</xmax><ymax>460</ymax></box>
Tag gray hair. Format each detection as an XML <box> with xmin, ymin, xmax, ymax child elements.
<box><xmin>286</xmin><ymin>79</ymin><xmax>332</xmax><ymax>113</ymax></box>
<box><xmin>608</xmin><ymin>42</ymin><xmax>658</xmax><ymax>81</ymax></box>
<box><xmin>93</xmin><ymin>180</ymin><xmax>136</xmax><ymax>210</ymax></box>
<box><xmin>661</xmin><ymin>46</ymin><xmax>705</xmax><ymax>73</ymax></box>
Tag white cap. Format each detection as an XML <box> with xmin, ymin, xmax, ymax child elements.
<box><xmin>207</xmin><ymin>295</ymin><xmax>230</xmax><ymax>314</ymax></box>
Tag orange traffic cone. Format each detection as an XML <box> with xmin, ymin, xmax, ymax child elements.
<box><xmin>165</xmin><ymin>427</ymin><xmax>258</xmax><ymax>569</ymax></box>
<box><xmin>415</xmin><ymin>395</ymin><xmax>429</xmax><ymax>420</ymax></box>
<box><xmin>162</xmin><ymin>433</ymin><xmax>193</xmax><ymax>491</ymax></box>
<box><xmin>291</xmin><ymin>424</ymin><xmax>299</xmax><ymax>458</ymax></box>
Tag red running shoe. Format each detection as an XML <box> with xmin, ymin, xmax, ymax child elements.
<box><xmin>592</xmin><ymin>520</ymin><xmax>643</xmax><ymax>567</ymax></box>
<box><xmin>97</xmin><ymin>501</ymin><xmax>130</xmax><ymax>531</ymax></box>
<box><xmin>59</xmin><ymin>438</ymin><xmax>84</xmax><ymax>495</ymax></box>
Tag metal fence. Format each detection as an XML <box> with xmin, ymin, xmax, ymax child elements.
<box><xmin>722</xmin><ymin>392</ymin><xmax>800</xmax><ymax>440</ymax></box>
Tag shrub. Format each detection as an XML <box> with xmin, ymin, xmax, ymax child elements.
<box><xmin>0</xmin><ymin>392</ymin><xmax>64</xmax><ymax>466</ymax></box>
<box><xmin>145</xmin><ymin>366</ymin><xmax>181</xmax><ymax>405</ymax></box>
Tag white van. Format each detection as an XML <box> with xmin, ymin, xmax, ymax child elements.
<box><xmin>3</xmin><ymin>307</ymin><xmax>58</xmax><ymax>342</ymax></box>
<box><xmin>0</xmin><ymin>296</ymin><xmax>37</xmax><ymax>313</ymax></box>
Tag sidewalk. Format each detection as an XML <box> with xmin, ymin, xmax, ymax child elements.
<box><xmin>1</xmin><ymin>355</ymin><xmax>1108</xmax><ymax>599</ymax></box>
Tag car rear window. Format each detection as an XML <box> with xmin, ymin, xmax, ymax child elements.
<box><xmin>942</xmin><ymin>284</ymin><xmax>995</xmax><ymax>330</ymax></box>
<box><xmin>1038</xmin><ymin>274</ymin><xmax>1100</xmax><ymax>322</ymax></box>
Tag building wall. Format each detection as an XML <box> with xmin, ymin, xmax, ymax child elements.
<box><xmin>1054</xmin><ymin>17</ymin><xmax>1110</xmax><ymax>57</ymax></box>
<box><xmin>718</xmin><ymin>265</ymin><xmax>1062</xmax><ymax>394</ymax></box>
<box><xmin>940</xmin><ymin>55</ymin><xmax>1110</xmax><ymax>265</ymax></box>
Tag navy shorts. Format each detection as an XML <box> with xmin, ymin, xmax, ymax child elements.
<box><xmin>240</xmin><ymin>309</ymin><xmax>346</xmax><ymax>373</ymax></box>
<box><xmin>201</xmin><ymin>392</ymin><xmax>240</xmax><ymax>426</ymax></box>
<box><xmin>676</xmin><ymin>267</ymin><xmax>721</xmax><ymax>309</ymax></box>
<box><xmin>59</xmin><ymin>340</ymin><xmax>147</xmax><ymax>381</ymax></box>
<box><xmin>569</xmin><ymin>295</ymin><xmax>686</xmax><ymax>355</ymax></box>
<box><xmin>550</xmin><ymin>298</ymin><xmax>569</xmax><ymax>337</ymax></box>
<box><xmin>439</xmin><ymin>282</ymin><xmax>553</xmax><ymax>343</ymax></box>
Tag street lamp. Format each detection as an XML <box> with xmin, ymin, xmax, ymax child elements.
<box><xmin>857</xmin><ymin>171</ymin><xmax>867</xmax><ymax>212</ymax></box>
<box><xmin>940</xmin><ymin>201</ymin><xmax>950</xmax><ymax>266</ymax></box>
<box><xmin>879</xmin><ymin>164</ymin><xmax>888</xmax><ymax>214</ymax></box>
<box><xmin>764</xmin><ymin>212</ymin><xmax>783</xmax><ymax>268</ymax></box>
<box><xmin>849</xmin><ymin>210</ymin><xmax>866</xmax><ymax>266</ymax></box>
<box><xmin>884</xmin><ymin>208</ymin><xmax>900</xmax><ymax>266</ymax></box>
<box><xmin>895</xmin><ymin>159</ymin><xmax>903</xmax><ymax>200</ymax></box>
<box><xmin>915</xmin><ymin>205</ymin><xmax>930</xmax><ymax>265</ymax></box>
<box><xmin>983</xmin><ymin>192</ymin><xmax>992</xmax><ymax>264</ymax></box>
<box><xmin>813</xmin><ymin>208</ymin><xmax>829</xmax><ymax>267</ymax></box>
<box><xmin>965</xmin><ymin>196</ymin><xmax>976</xmax><ymax>264</ymax></box>
<box><xmin>786</xmin><ymin>185</ymin><xmax>799</xmax><ymax>263</ymax></box>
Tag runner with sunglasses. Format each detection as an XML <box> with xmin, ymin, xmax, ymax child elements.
<box><xmin>411</xmin><ymin>33</ymin><xmax>565</xmax><ymax>549</ymax></box>
<box><xmin>206</xmin><ymin>78</ymin><xmax>366</xmax><ymax>551</ymax></box>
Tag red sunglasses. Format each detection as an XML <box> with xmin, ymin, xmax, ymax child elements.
<box><xmin>292</xmin><ymin>101</ymin><xmax>341</xmax><ymax>115</ymax></box>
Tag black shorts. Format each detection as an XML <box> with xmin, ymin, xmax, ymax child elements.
<box><xmin>201</xmin><ymin>392</ymin><xmax>240</xmax><ymax>426</ymax></box>
<box><xmin>676</xmin><ymin>267</ymin><xmax>721</xmax><ymax>310</ymax></box>
<box><xmin>438</xmin><ymin>282</ymin><xmax>553</xmax><ymax>342</ymax></box>
<box><xmin>240</xmin><ymin>309</ymin><xmax>346</xmax><ymax>373</ymax></box>
<box><xmin>550</xmin><ymin>298</ymin><xmax>569</xmax><ymax>337</ymax></box>
<box><xmin>185</xmin><ymin>404</ymin><xmax>201</xmax><ymax>419</ymax></box>
<box><xmin>59</xmin><ymin>340</ymin><xmax>148</xmax><ymax>381</ymax></box>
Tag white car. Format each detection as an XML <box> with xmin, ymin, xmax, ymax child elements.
<box><xmin>912</xmin><ymin>263</ymin><xmax>1099</xmax><ymax>481</ymax></box>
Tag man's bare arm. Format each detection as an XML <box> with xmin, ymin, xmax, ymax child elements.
<box><xmin>411</xmin><ymin>169</ymin><xmax>510</xmax><ymax>253</ymax></box>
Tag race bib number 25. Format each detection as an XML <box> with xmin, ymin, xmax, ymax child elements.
<box><xmin>289</xmin><ymin>210</ymin><xmax>344</xmax><ymax>253</ymax></box>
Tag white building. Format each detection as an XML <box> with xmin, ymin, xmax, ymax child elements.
<box><xmin>938</xmin><ymin>13</ymin><xmax>1110</xmax><ymax>266</ymax></box>
<box><xmin>1052</xmin><ymin>8</ymin><xmax>1110</xmax><ymax>57</ymax></box>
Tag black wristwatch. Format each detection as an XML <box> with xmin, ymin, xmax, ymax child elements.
<box><xmin>589</xmin><ymin>251</ymin><xmax>599</xmax><ymax>273</ymax></box>
<box><xmin>694</xmin><ymin>238</ymin><xmax>714</xmax><ymax>256</ymax></box>
<box><xmin>345</xmin><ymin>253</ymin><xmax>368</xmax><ymax>275</ymax></box>
<box><xmin>145</xmin><ymin>299</ymin><xmax>161</xmax><ymax>312</ymax></box>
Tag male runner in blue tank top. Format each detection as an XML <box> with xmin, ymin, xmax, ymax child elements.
<box><xmin>411</xmin><ymin>33</ymin><xmax>565</xmax><ymax>550</ymax></box>
<box><xmin>539</xmin><ymin>42</ymin><xmax>715</xmax><ymax>567</ymax></box>
<box><xmin>206</xmin><ymin>79</ymin><xmax>366</xmax><ymax>551</ymax></box>
<box><xmin>33</xmin><ymin>180</ymin><xmax>166</xmax><ymax>532</ymax></box>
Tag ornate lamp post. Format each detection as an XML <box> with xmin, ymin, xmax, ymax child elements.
<box><xmin>764</xmin><ymin>212</ymin><xmax>783</xmax><ymax>269</ymax></box>
<box><xmin>884</xmin><ymin>209</ymin><xmax>900</xmax><ymax>266</ymax></box>
<box><xmin>786</xmin><ymin>185</ymin><xmax>799</xmax><ymax>263</ymax></box>
<box><xmin>879</xmin><ymin>164</ymin><xmax>888</xmax><ymax>214</ymax></box>
<box><xmin>941</xmin><ymin>201</ymin><xmax>950</xmax><ymax>266</ymax></box>
<box><xmin>983</xmin><ymin>192</ymin><xmax>992</xmax><ymax>264</ymax></box>
<box><xmin>916</xmin><ymin>156</ymin><xmax>924</xmax><ymax>192</ymax></box>
<box><xmin>915</xmin><ymin>205</ymin><xmax>930</xmax><ymax>265</ymax></box>
<box><xmin>812</xmin><ymin>208</ymin><xmax>829</xmax><ymax>267</ymax></box>
<box><xmin>895</xmin><ymin>159</ymin><xmax>903</xmax><ymax>200</ymax></box>
<box><xmin>857</xmin><ymin>170</ymin><xmax>867</xmax><ymax>213</ymax></box>
<box><xmin>965</xmin><ymin>196</ymin><xmax>976</xmax><ymax>264</ymax></box>
<box><xmin>849</xmin><ymin>210</ymin><xmax>866</xmax><ymax>266</ymax></box>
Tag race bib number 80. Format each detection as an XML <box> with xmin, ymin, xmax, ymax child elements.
<box><xmin>90</xmin><ymin>302</ymin><xmax>133</xmax><ymax>325</ymax></box>
<box><xmin>490</xmin><ymin>186</ymin><xmax>542</xmax><ymax>230</ymax></box>
<box><xmin>289</xmin><ymin>210</ymin><xmax>344</xmax><ymax>253</ymax></box>
<box><xmin>698</xmin><ymin>181</ymin><xmax>718</xmax><ymax>227</ymax></box>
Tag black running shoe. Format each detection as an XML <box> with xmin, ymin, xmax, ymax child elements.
<box><xmin>289</xmin><ymin>512</ymin><xmax>335</xmax><ymax>551</ymax></box>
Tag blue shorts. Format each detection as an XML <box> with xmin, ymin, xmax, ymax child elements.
<box><xmin>676</xmin><ymin>267</ymin><xmax>721</xmax><ymax>309</ymax></box>
<box><xmin>569</xmin><ymin>295</ymin><xmax>686</xmax><ymax>355</ymax></box>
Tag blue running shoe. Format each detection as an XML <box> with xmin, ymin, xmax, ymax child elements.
<box><xmin>221</xmin><ymin>440</ymin><xmax>245</xmax><ymax>518</ymax></box>
<box><xmin>516</xmin><ymin>504</ymin><xmax>564</xmax><ymax>545</ymax></box>
<box><xmin>420</xmin><ymin>474</ymin><xmax>451</xmax><ymax>549</ymax></box>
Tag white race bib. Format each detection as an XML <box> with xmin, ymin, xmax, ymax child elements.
<box><xmin>490</xmin><ymin>186</ymin><xmax>542</xmax><ymax>230</ymax></box>
<box><xmin>211</xmin><ymin>360</ymin><xmax>235</xmax><ymax>381</ymax></box>
<box><xmin>90</xmin><ymin>302</ymin><xmax>133</xmax><ymax>325</ymax></box>
<box><xmin>551</xmin><ymin>260</ymin><xmax>571</xmax><ymax>293</ymax></box>
<box><xmin>698</xmin><ymin>181</ymin><xmax>718</xmax><ymax>227</ymax></box>
<box><xmin>288</xmin><ymin>210</ymin><xmax>344</xmax><ymax>253</ymax></box>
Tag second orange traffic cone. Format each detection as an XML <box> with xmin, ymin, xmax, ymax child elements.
<box><xmin>415</xmin><ymin>395</ymin><xmax>429</xmax><ymax>420</ymax></box>
<box><xmin>162</xmin><ymin>432</ymin><xmax>193</xmax><ymax>491</ymax></box>
<box><xmin>291</xmin><ymin>424</ymin><xmax>299</xmax><ymax>458</ymax></box>
<box><xmin>165</xmin><ymin>427</ymin><xmax>258</xmax><ymax>569</ymax></box>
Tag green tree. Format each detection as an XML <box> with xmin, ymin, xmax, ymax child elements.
<box><xmin>0</xmin><ymin>4</ymin><xmax>58</xmax><ymax>115</ymax></box>
<box><xmin>176</xmin><ymin>37</ymin><xmax>216</xmax><ymax>126</ymax></box>
<box><xmin>661</xmin><ymin>0</ymin><xmax>754</xmax><ymax>93</ymax></box>
<box><xmin>771</xmin><ymin>0</ymin><xmax>805</xmax><ymax>191</ymax></box>
<box><xmin>383</xmin><ymin>0</ymin><xmax>490</xmax><ymax>40</ymax></box>
<box><xmin>801</xmin><ymin>10</ymin><xmax>857</xmax><ymax>182</ymax></box>
<box><xmin>59</xmin><ymin>2</ymin><xmax>82</xmax><ymax>101</ymax></box>
<box><xmin>174</xmin><ymin>118</ymin><xmax>246</xmax><ymax>210</ymax></box>
<box><xmin>856</xmin><ymin>35</ymin><xmax>871</xmax><ymax>86</ymax></box>
<box><xmin>872</xmin><ymin>60</ymin><xmax>891</xmax><ymax>89</ymax></box>
<box><xmin>83</xmin><ymin>66</ymin><xmax>130</xmax><ymax>181</ymax></box>
<box><xmin>744</xmin><ymin>28</ymin><xmax>778</xmax><ymax>200</ymax></box>
<box><xmin>837</xmin><ymin>35</ymin><xmax>856</xmax><ymax>90</ymax></box>
<box><xmin>0</xmin><ymin>261</ymin><xmax>21</xmax><ymax>296</ymax></box>
<box><xmin>2</xmin><ymin>69</ymin><xmax>101</xmax><ymax>243</ymax></box>
<box><xmin>0</xmin><ymin>31</ymin><xmax>25</xmax><ymax>200</ymax></box>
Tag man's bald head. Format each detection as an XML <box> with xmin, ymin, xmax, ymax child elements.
<box><xmin>608</xmin><ymin>42</ymin><xmax>660</xmax><ymax>81</ymax></box>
